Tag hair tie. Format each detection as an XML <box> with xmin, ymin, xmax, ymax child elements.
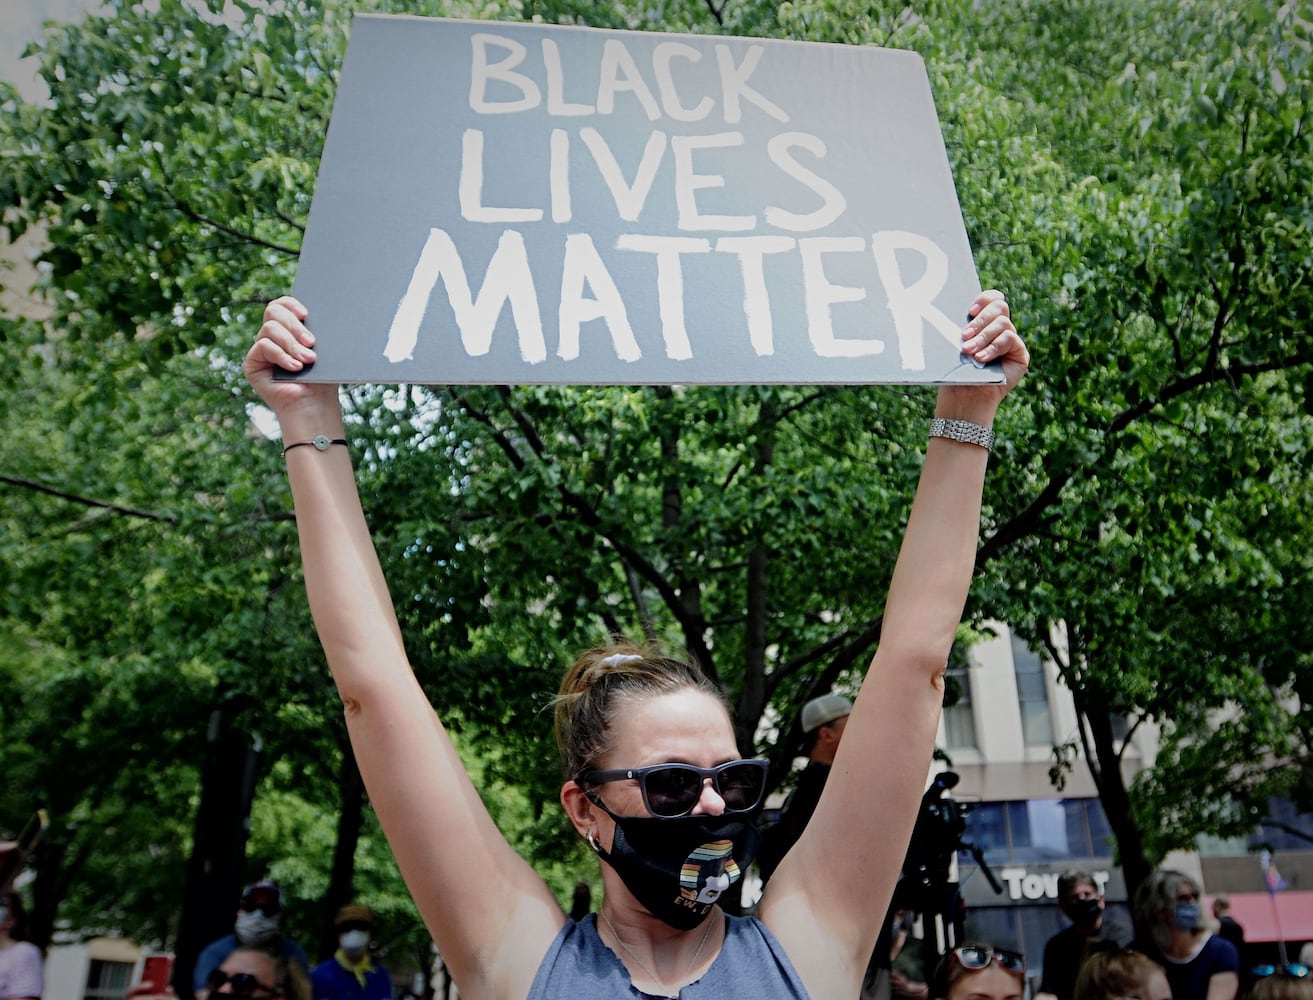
<box><xmin>599</xmin><ymin>653</ymin><xmax>643</xmax><ymax>667</ymax></box>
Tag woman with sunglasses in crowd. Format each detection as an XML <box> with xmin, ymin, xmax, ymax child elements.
<box><xmin>929</xmin><ymin>944</ymin><xmax>1026</xmax><ymax>1000</ymax></box>
<box><xmin>1247</xmin><ymin>967</ymin><xmax>1313</xmax><ymax>1000</ymax></box>
<box><xmin>205</xmin><ymin>948</ymin><xmax>310</xmax><ymax>1000</ymax></box>
<box><xmin>243</xmin><ymin>289</ymin><xmax>1027</xmax><ymax>999</ymax></box>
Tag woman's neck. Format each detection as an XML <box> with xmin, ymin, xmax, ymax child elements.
<box><xmin>597</xmin><ymin>904</ymin><xmax>723</xmax><ymax>997</ymax></box>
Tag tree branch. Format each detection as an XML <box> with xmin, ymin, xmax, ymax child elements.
<box><xmin>1</xmin><ymin>474</ymin><xmax>178</xmax><ymax>524</ymax></box>
<box><xmin>169</xmin><ymin>196</ymin><xmax>302</xmax><ymax>257</ymax></box>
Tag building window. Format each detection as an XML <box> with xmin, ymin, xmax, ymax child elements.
<box><xmin>1254</xmin><ymin>799</ymin><xmax>1313</xmax><ymax>853</ymax></box>
<box><xmin>943</xmin><ymin>662</ymin><xmax>977</xmax><ymax>750</ymax></box>
<box><xmin>965</xmin><ymin>797</ymin><xmax>1116</xmax><ymax>864</ymax></box>
<box><xmin>1010</xmin><ymin>633</ymin><xmax>1053</xmax><ymax>746</ymax></box>
<box><xmin>84</xmin><ymin>959</ymin><xmax>135</xmax><ymax>1000</ymax></box>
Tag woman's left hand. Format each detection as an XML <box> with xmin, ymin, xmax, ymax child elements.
<box><xmin>948</xmin><ymin>289</ymin><xmax>1030</xmax><ymax>411</ymax></box>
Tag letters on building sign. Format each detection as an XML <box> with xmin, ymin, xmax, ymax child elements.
<box><xmin>998</xmin><ymin>868</ymin><xmax>1112</xmax><ymax>902</ymax></box>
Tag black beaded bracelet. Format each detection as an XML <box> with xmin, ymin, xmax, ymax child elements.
<box><xmin>282</xmin><ymin>435</ymin><xmax>348</xmax><ymax>456</ymax></box>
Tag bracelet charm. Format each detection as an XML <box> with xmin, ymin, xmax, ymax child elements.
<box><xmin>283</xmin><ymin>435</ymin><xmax>348</xmax><ymax>456</ymax></box>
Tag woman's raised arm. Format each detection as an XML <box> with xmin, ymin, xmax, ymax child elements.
<box><xmin>758</xmin><ymin>290</ymin><xmax>1029</xmax><ymax>997</ymax></box>
<box><xmin>244</xmin><ymin>298</ymin><xmax>566</xmax><ymax>998</ymax></box>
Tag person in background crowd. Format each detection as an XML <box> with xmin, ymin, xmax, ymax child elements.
<box><xmin>1036</xmin><ymin>870</ymin><xmax>1135</xmax><ymax>1000</ymax></box>
<box><xmin>1213</xmin><ymin>895</ymin><xmax>1245</xmax><ymax>963</ymax></box>
<box><xmin>1246</xmin><ymin>968</ymin><xmax>1313</xmax><ymax>1000</ymax></box>
<box><xmin>885</xmin><ymin>908</ymin><xmax>929</xmax><ymax>1000</ymax></box>
<box><xmin>1135</xmin><ymin>869</ymin><xmax>1239</xmax><ymax>1000</ymax></box>
<box><xmin>311</xmin><ymin>905</ymin><xmax>392</xmax><ymax>1000</ymax></box>
<box><xmin>207</xmin><ymin>947</ymin><xmax>311</xmax><ymax>1000</ymax></box>
<box><xmin>1072</xmin><ymin>944</ymin><xmax>1171</xmax><ymax>1000</ymax></box>
<box><xmin>0</xmin><ymin>892</ymin><xmax>41</xmax><ymax>1000</ymax></box>
<box><xmin>929</xmin><ymin>944</ymin><xmax>1025</xmax><ymax>1000</ymax></box>
<box><xmin>755</xmin><ymin>692</ymin><xmax>853</xmax><ymax>884</ymax></box>
<box><xmin>245</xmin><ymin>289</ymin><xmax>1028</xmax><ymax>999</ymax></box>
<box><xmin>194</xmin><ymin>881</ymin><xmax>310</xmax><ymax>997</ymax></box>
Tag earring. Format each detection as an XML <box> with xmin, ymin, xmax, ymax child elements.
<box><xmin>586</xmin><ymin>831</ymin><xmax>600</xmax><ymax>852</ymax></box>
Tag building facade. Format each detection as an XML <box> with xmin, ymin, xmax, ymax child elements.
<box><xmin>939</xmin><ymin>623</ymin><xmax>1313</xmax><ymax>985</ymax></box>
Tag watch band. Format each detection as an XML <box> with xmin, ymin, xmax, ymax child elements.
<box><xmin>928</xmin><ymin>418</ymin><xmax>994</xmax><ymax>451</ymax></box>
<box><xmin>282</xmin><ymin>435</ymin><xmax>348</xmax><ymax>456</ymax></box>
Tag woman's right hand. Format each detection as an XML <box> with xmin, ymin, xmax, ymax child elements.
<box><xmin>243</xmin><ymin>296</ymin><xmax>339</xmax><ymax>418</ymax></box>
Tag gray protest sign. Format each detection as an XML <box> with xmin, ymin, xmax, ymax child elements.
<box><xmin>289</xmin><ymin>15</ymin><xmax>1000</xmax><ymax>386</ymax></box>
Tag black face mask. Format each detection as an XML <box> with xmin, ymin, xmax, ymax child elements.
<box><xmin>590</xmin><ymin>800</ymin><xmax>760</xmax><ymax>931</ymax></box>
<box><xmin>1067</xmin><ymin>896</ymin><xmax>1102</xmax><ymax>926</ymax></box>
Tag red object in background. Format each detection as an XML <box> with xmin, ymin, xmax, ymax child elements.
<box><xmin>140</xmin><ymin>955</ymin><xmax>174</xmax><ymax>992</ymax></box>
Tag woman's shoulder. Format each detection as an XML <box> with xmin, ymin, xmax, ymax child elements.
<box><xmin>526</xmin><ymin>916</ymin><xmax>623</xmax><ymax>999</ymax></box>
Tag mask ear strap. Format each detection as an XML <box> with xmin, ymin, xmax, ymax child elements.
<box><xmin>580</xmin><ymin>784</ymin><xmax>623</xmax><ymax>821</ymax></box>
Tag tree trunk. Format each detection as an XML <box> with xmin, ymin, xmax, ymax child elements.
<box><xmin>1079</xmin><ymin>687</ymin><xmax>1153</xmax><ymax>906</ymax></box>
<box><xmin>172</xmin><ymin>701</ymin><xmax>261</xmax><ymax>1000</ymax></box>
<box><xmin>317</xmin><ymin>738</ymin><xmax>366</xmax><ymax>962</ymax></box>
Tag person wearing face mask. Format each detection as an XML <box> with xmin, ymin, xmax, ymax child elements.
<box><xmin>1035</xmin><ymin>870</ymin><xmax>1134</xmax><ymax>1000</ymax></box>
<box><xmin>244</xmin><ymin>288</ymin><xmax>1029</xmax><ymax>998</ymax></box>
<box><xmin>310</xmin><ymin>906</ymin><xmax>392</xmax><ymax>1000</ymax></box>
<box><xmin>194</xmin><ymin>882</ymin><xmax>309</xmax><ymax>999</ymax></box>
<box><xmin>1134</xmin><ymin>869</ymin><xmax>1239</xmax><ymax>1000</ymax></box>
<box><xmin>0</xmin><ymin>891</ymin><xmax>42</xmax><ymax>1000</ymax></box>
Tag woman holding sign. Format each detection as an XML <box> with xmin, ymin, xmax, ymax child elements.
<box><xmin>244</xmin><ymin>289</ymin><xmax>1027</xmax><ymax>999</ymax></box>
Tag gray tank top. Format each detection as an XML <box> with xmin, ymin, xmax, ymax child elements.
<box><xmin>526</xmin><ymin>913</ymin><xmax>810</xmax><ymax>999</ymax></box>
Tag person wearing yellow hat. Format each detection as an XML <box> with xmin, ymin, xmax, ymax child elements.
<box><xmin>310</xmin><ymin>905</ymin><xmax>392</xmax><ymax>1000</ymax></box>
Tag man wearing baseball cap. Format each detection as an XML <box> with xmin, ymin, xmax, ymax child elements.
<box><xmin>311</xmin><ymin>904</ymin><xmax>392</xmax><ymax>1000</ymax></box>
<box><xmin>756</xmin><ymin>692</ymin><xmax>853</xmax><ymax>883</ymax></box>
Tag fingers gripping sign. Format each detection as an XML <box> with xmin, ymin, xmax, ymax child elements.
<box><xmin>244</xmin><ymin>297</ymin><xmax>338</xmax><ymax>417</ymax></box>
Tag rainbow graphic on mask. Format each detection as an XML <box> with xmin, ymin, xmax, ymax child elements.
<box><xmin>679</xmin><ymin>839</ymin><xmax>741</xmax><ymax>903</ymax></box>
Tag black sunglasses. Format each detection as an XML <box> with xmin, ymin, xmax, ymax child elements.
<box><xmin>579</xmin><ymin>759</ymin><xmax>769</xmax><ymax>818</ymax></box>
<box><xmin>206</xmin><ymin>970</ymin><xmax>283</xmax><ymax>998</ymax></box>
<box><xmin>952</xmin><ymin>945</ymin><xmax>1027</xmax><ymax>976</ymax></box>
<box><xmin>239</xmin><ymin>900</ymin><xmax>280</xmax><ymax>917</ymax></box>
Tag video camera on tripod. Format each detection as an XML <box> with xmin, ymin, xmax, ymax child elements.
<box><xmin>896</xmin><ymin>771</ymin><xmax>1002</xmax><ymax>917</ymax></box>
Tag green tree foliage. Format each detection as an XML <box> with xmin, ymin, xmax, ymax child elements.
<box><xmin>1</xmin><ymin>0</ymin><xmax>1310</xmax><ymax>950</ymax></box>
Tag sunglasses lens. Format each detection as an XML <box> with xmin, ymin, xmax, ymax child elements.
<box><xmin>207</xmin><ymin>971</ymin><xmax>275</xmax><ymax>998</ymax></box>
<box><xmin>996</xmin><ymin>949</ymin><xmax>1026</xmax><ymax>974</ymax></box>
<box><xmin>643</xmin><ymin>766</ymin><xmax>703</xmax><ymax>816</ymax></box>
<box><xmin>956</xmin><ymin>947</ymin><xmax>990</xmax><ymax>969</ymax></box>
<box><xmin>718</xmin><ymin>763</ymin><xmax>766</xmax><ymax>811</ymax></box>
